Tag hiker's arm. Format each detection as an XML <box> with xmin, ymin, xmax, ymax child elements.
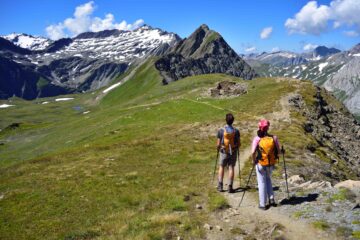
<box><xmin>216</xmin><ymin>129</ymin><xmax>222</xmax><ymax>151</ymax></box>
<box><xmin>252</xmin><ymin>151</ymin><xmax>257</xmax><ymax>165</ymax></box>
<box><xmin>216</xmin><ymin>138</ymin><xmax>221</xmax><ymax>151</ymax></box>
<box><xmin>251</xmin><ymin>137</ymin><xmax>259</xmax><ymax>165</ymax></box>
<box><xmin>274</xmin><ymin>135</ymin><xmax>281</xmax><ymax>156</ymax></box>
<box><xmin>236</xmin><ymin>130</ymin><xmax>241</xmax><ymax>149</ymax></box>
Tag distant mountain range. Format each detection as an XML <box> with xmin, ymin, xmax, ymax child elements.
<box><xmin>242</xmin><ymin>46</ymin><xmax>341</xmax><ymax>67</ymax></box>
<box><xmin>245</xmin><ymin>45</ymin><xmax>360</xmax><ymax>116</ymax></box>
<box><xmin>1</xmin><ymin>25</ymin><xmax>359</xmax><ymax>117</ymax></box>
<box><xmin>0</xmin><ymin>24</ymin><xmax>255</xmax><ymax>101</ymax></box>
<box><xmin>0</xmin><ymin>25</ymin><xmax>180</xmax><ymax>99</ymax></box>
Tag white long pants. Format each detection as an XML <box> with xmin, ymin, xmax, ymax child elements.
<box><xmin>256</xmin><ymin>164</ymin><xmax>274</xmax><ymax>207</ymax></box>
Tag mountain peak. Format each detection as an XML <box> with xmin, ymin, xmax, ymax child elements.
<box><xmin>135</xmin><ymin>24</ymin><xmax>153</xmax><ymax>31</ymax></box>
<box><xmin>155</xmin><ymin>25</ymin><xmax>257</xmax><ymax>83</ymax></box>
<box><xmin>1</xmin><ymin>33</ymin><xmax>52</xmax><ymax>51</ymax></box>
<box><xmin>350</xmin><ymin>43</ymin><xmax>360</xmax><ymax>54</ymax></box>
<box><xmin>198</xmin><ymin>24</ymin><xmax>210</xmax><ymax>31</ymax></box>
<box><xmin>171</xmin><ymin>24</ymin><xmax>221</xmax><ymax>59</ymax></box>
<box><xmin>313</xmin><ymin>45</ymin><xmax>340</xmax><ymax>57</ymax></box>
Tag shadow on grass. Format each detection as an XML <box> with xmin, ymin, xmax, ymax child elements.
<box><xmin>279</xmin><ymin>193</ymin><xmax>319</xmax><ymax>206</ymax></box>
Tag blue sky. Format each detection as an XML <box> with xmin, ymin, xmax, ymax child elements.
<box><xmin>1</xmin><ymin>0</ymin><xmax>359</xmax><ymax>53</ymax></box>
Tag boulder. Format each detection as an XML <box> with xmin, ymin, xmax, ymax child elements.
<box><xmin>290</xmin><ymin>180</ymin><xmax>332</xmax><ymax>191</ymax></box>
<box><xmin>335</xmin><ymin>180</ymin><xmax>360</xmax><ymax>196</ymax></box>
<box><xmin>288</xmin><ymin>175</ymin><xmax>305</xmax><ymax>185</ymax></box>
<box><xmin>209</xmin><ymin>81</ymin><xmax>248</xmax><ymax>98</ymax></box>
<box><xmin>203</xmin><ymin>223</ymin><xmax>213</xmax><ymax>230</ymax></box>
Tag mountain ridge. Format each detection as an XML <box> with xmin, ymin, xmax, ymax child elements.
<box><xmin>155</xmin><ymin>24</ymin><xmax>256</xmax><ymax>84</ymax></box>
<box><xmin>0</xmin><ymin>25</ymin><xmax>181</xmax><ymax>99</ymax></box>
<box><xmin>245</xmin><ymin>43</ymin><xmax>360</xmax><ymax>117</ymax></box>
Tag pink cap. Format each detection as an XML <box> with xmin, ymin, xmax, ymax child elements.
<box><xmin>258</xmin><ymin>119</ymin><xmax>270</xmax><ymax>131</ymax></box>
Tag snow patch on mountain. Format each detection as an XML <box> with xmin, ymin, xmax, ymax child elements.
<box><xmin>318</xmin><ymin>62</ymin><xmax>328</xmax><ymax>72</ymax></box>
<box><xmin>103</xmin><ymin>82</ymin><xmax>122</xmax><ymax>93</ymax></box>
<box><xmin>55</xmin><ymin>98</ymin><xmax>74</xmax><ymax>102</ymax></box>
<box><xmin>2</xmin><ymin>33</ymin><xmax>52</xmax><ymax>51</ymax></box>
<box><xmin>0</xmin><ymin>104</ymin><xmax>15</xmax><ymax>108</ymax></box>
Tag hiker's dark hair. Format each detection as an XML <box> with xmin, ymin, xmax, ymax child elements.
<box><xmin>226</xmin><ymin>113</ymin><xmax>234</xmax><ymax>125</ymax></box>
<box><xmin>257</xmin><ymin>129</ymin><xmax>266</xmax><ymax>138</ymax></box>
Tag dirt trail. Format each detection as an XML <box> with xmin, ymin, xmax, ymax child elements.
<box><xmin>206</xmin><ymin>92</ymin><xmax>328</xmax><ymax>240</ymax></box>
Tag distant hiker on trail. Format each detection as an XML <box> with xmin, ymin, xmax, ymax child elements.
<box><xmin>252</xmin><ymin>119</ymin><xmax>280</xmax><ymax>210</ymax></box>
<box><xmin>216</xmin><ymin>113</ymin><xmax>240</xmax><ymax>193</ymax></box>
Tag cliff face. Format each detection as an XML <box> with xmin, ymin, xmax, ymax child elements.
<box><xmin>155</xmin><ymin>24</ymin><xmax>257</xmax><ymax>84</ymax></box>
<box><xmin>289</xmin><ymin>87</ymin><xmax>360</xmax><ymax>181</ymax></box>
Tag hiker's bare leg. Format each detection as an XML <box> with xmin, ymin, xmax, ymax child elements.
<box><xmin>228</xmin><ymin>166</ymin><xmax>234</xmax><ymax>185</ymax></box>
<box><xmin>218</xmin><ymin>165</ymin><xmax>224</xmax><ymax>182</ymax></box>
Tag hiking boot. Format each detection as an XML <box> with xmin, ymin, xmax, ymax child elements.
<box><xmin>269</xmin><ymin>198</ymin><xmax>277</xmax><ymax>207</ymax></box>
<box><xmin>258</xmin><ymin>205</ymin><xmax>267</xmax><ymax>211</ymax></box>
<box><xmin>217</xmin><ymin>182</ymin><xmax>223</xmax><ymax>192</ymax></box>
<box><xmin>228</xmin><ymin>185</ymin><xmax>235</xmax><ymax>193</ymax></box>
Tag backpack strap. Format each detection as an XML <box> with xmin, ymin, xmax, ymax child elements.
<box><xmin>220</xmin><ymin>126</ymin><xmax>226</xmax><ymax>146</ymax></box>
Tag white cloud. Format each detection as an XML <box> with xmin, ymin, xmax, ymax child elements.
<box><xmin>90</xmin><ymin>15</ymin><xmax>144</xmax><ymax>32</ymax></box>
<box><xmin>245</xmin><ymin>46</ymin><xmax>256</xmax><ymax>52</ymax></box>
<box><xmin>46</xmin><ymin>1</ymin><xmax>144</xmax><ymax>40</ymax></box>
<box><xmin>285</xmin><ymin>1</ymin><xmax>331</xmax><ymax>35</ymax></box>
<box><xmin>285</xmin><ymin>0</ymin><xmax>360</xmax><ymax>35</ymax></box>
<box><xmin>45</xmin><ymin>24</ymin><xmax>66</xmax><ymax>40</ymax></box>
<box><xmin>303</xmin><ymin>43</ymin><xmax>318</xmax><ymax>51</ymax></box>
<box><xmin>331</xmin><ymin>0</ymin><xmax>360</xmax><ymax>30</ymax></box>
<box><xmin>260</xmin><ymin>27</ymin><xmax>273</xmax><ymax>39</ymax></box>
<box><xmin>271</xmin><ymin>47</ymin><xmax>280</xmax><ymax>52</ymax></box>
<box><xmin>343</xmin><ymin>30</ymin><xmax>359</xmax><ymax>37</ymax></box>
<box><xmin>74</xmin><ymin>1</ymin><xmax>95</xmax><ymax>18</ymax></box>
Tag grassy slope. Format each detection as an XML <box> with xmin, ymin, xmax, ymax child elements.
<box><xmin>0</xmin><ymin>60</ymin><xmax>340</xmax><ymax>239</ymax></box>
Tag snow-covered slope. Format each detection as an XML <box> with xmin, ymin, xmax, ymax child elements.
<box><xmin>244</xmin><ymin>51</ymin><xmax>308</xmax><ymax>67</ymax></box>
<box><xmin>0</xmin><ymin>25</ymin><xmax>181</xmax><ymax>99</ymax></box>
<box><xmin>30</xmin><ymin>25</ymin><xmax>179</xmax><ymax>65</ymax></box>
<box><xmin>247</xmin><ymin>44</ymin><xmax>360</xmax><ymax>116</ymax></box>
<box><xmin>2</xmin><ymin>33</ymin><xmax>52</xmax><ymax>51</ymax></box>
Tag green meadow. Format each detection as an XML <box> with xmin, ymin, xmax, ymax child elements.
<box><xmin>0</xmin><ymin>59</ymin><xmax>333</xmax><ymax>239</ymax></box>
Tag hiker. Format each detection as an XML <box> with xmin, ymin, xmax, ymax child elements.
<box><xmin>216</xmin><ymin>113</ymin><xmax>240</xmax><ymax>193</ymax></box>
<box><xmin>251</xmin><ymin>119</ymin><xmax>280</xmax><ymax>210</ymax></box>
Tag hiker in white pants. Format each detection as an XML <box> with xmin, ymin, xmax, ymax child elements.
<box><xmin>256</xmin><ymin>164</ymin><xmax>275</xmax><ymax>208</ymax></box>
<box><xmin>251</xmin><ymin>119</ymin><xmax>280</xmax><ymax>210</ymax></box>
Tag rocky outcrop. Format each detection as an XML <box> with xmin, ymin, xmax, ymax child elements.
<box><xmin>289</xmin><ymin>87</ymin><xmax>360</xmax><ymax>180</ymax></box>
<box><xmin>209</xmin><ymin>81</ymin><xmax>247</xmax><ymax>98</ymax></box>
<box><xmin>155</xmin><ymin>24</ymin><xmax>257</xmax><ymax>84</ymax></box>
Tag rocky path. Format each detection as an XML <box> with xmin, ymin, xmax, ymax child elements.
<box><xmin>205</xmin><ymin>91</ymin><xmax>330</xmax><ymax>240</ymax></box>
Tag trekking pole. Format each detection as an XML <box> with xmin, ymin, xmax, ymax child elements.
<box><xmin>212</xmin><ymin>150</ymin><xmax>219</xmax><ymax>183</ymax></box>
<box><xmin>237</xmin><ymin>149</ymin><xmax>241</xmax><ymax>186</ymax></box>
<box><xmin>281</xmin><ymin>146</ymin><xmax>290</xmax><ymax>199</ymax></box>
<box><xmin>238</xmin><ymin>163</ymin><xmax>255</xmax><ymax>207</ymax></box>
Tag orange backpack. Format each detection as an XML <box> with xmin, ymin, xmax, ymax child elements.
<box><xmin>222</xmin><ymin>127</ymin><xmax>236</xmax><ymax>155</ymax></box>
<box><xmin>257</xmin><ymin>136</ymin><xmax>277</xmax><ymax>166</ymax></box>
